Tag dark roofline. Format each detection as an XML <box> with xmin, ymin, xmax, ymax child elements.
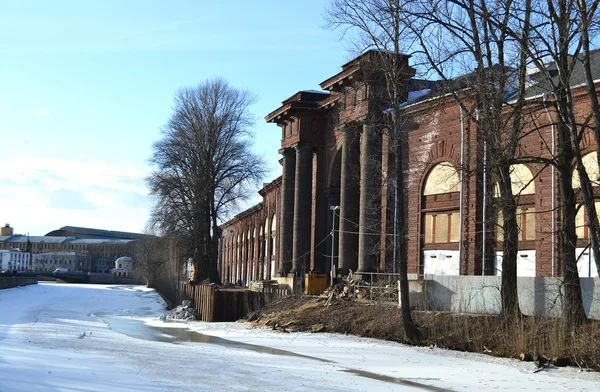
<box><xmin>45</xmin><ymin>226</ymin><xmax>146</xmax><ymax>240</ymax></box>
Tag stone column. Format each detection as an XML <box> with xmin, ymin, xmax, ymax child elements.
<box><xmin>338</xmin><ymin>127</ymin><xmax>360</xmax><ymax>274</ymax></box>
<box><xmin>291</xmin><ymin>143</ymin><xmax>313</xmax><ymax>275</ymax></box>
<box><xmin>278</xmin><ymin>148</ymin><xmax>296</xmax><ymax>276</ymax></box>
<box><xmin>264</xmin><ymin>224</ymin><xmax>270</xmax><ymax>280</ymax></box>
<box><xmin>358</xmin><ymin>124</ymin><xmax>382</xmax><ymax>273</ymax></box>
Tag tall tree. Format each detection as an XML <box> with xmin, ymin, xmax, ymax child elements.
<box><xmin>129</xmin><ymin>229</ymin><xmax>169</xmax><ymax>288</ymax></box>
<box><xmin>325</xmin><ymin>0</ymin><xmax>420</xmax><ymax>343</ymax></box>
<box><xmin>490</xmin><ymin>0</ymin><xmax>596</xmax><ymax>326</ymax></box>
<box><xmin>413</xmin><ymin>0</ymin><xmax>533</xmax><ymax>320</ymax></box>
<box><xmin>148</xmin><ymin>78</ymin><xmax>267</xmax><ymax>283</ymax></box>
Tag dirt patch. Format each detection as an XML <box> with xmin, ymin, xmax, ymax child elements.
<box><xmin>248</xmin><ymin>295</ymin><xmax>600</xmax><ymax>371</ymax></box>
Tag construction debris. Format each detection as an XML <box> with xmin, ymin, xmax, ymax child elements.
<box><xmin>324</xmin><ymin>270</ymin><xmax>355</xmax><ymax>306</ymax></box>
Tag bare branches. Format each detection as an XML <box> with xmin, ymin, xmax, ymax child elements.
<box><xmin>148</xmin><ymin>78</ymin><xmax>267</xmax><ymax>283</ymax></box>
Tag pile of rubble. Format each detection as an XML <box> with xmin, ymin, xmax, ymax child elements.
<box><xmin>160</xmin><ymin>300</ymin><xmax>198</xmax><ymax>321</ymax></box>
<box><xmin>323</xmin><ymin>271</ymin><xmax>356</xmax><ymax>306</ymax></box>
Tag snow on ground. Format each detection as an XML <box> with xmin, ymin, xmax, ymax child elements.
<box><xmin>0</xmin><ymin>283</ymin><xmax>598</xmax><ymax>392</ymax></box>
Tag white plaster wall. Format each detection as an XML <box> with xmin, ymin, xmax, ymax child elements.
<box><xmin>423</xmin><ymin>250</ymin><xmax>460</xmax><ymax>275</ymax></box>
<box><xmin>410</xmin><ymin>275</ymin><xmax>600</xmax><ymax>320</ymax></box>
<box><xmin>576</xmin><ymin>247</ymin><xmax>599</xmax><ymax>278</ymax></box>
<box><xmin>494</xmin><ymin>250</ymin><xmax>536</xmax><ymax>277</ymax></box>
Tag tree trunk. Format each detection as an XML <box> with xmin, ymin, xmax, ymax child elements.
<box><xmin>557</xmin><ymin>122</ymin><xmax>587</xmax><ymax>328</ymax></box>
<box><xmin>394</xmin><ymin>130</ymin><xmax>419</xmax><ymax>344</ymax></box>
<box><xmin>496</xmin><ymin>166</ymin><xmax>522</xmax><ymax>319</ymax></box>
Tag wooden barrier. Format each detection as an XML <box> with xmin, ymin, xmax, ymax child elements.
<box><xmin>177</xmin><ymin>283</ymin><xmax>290</xmax><ymax>322</ymax></box>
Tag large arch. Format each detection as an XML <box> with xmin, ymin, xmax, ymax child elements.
<box><xmin>421</xmin><ymin>161</ymin><xmax>461</xmax><ymax>275</ymax></box>
<box><xmin>270</xmin><ymin>214</ymin><xmax>277</xmax><ymax>278</ymax></box>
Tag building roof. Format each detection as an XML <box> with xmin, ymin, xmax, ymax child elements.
<box><xmin>400</xmin><ymin>48</ymin><xmax>600</xmax><ymax>109</ymax></box>
<box><xmin>519</xmin><ymin>48</ymin><xmax>600</xmax><ymax>99</ymax></box>
<box><xmin>0</xmin><ymin>235</ymin><xmax>134</xmax><ymax>245</ymax></box>
<box><xmin>45</xmin><ymin>226</ymin><xmax>145</xmax><ymax>240</ymax></box>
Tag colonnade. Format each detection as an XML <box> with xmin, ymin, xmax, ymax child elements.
<box><xmin>278</xmin><ymin>123</ymin><xmax>383</xmax><ymax>277</ymax></box>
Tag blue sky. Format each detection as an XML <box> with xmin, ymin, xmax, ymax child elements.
<box><xmin>0</xmin><ymin>0</ymin><xmax>350</xmax><ymax>235</ymax></box>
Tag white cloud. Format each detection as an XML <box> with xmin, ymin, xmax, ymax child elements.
<box><xmin>36</xmin><ymin>109</ymin><xmax>51</xmax><ymax>116</ymax></box>
<box><xmin>0</xmin><ymin>155</ymin><xmax>151</xmax><ymax>235</ymax></box>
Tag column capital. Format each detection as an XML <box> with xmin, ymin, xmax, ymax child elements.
<box><xmin>278</xmin><ymin>147</ymin><xmax>295</xmax><ymax>156</ymax></box>
<box><xmin>290</xmin><ymin>142</ymin><xmax>311</xmax><ymax>152</ymax></box>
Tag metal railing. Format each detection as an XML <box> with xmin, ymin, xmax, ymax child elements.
<box><xmin>352</xmin><ymin>272</ymin><xmax>401</xmax><ymax>302</ymax></box>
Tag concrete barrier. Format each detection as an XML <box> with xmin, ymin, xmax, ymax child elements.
<box><xmin>0</xmin><ymin>276</ymin><xmax>37</xmax><ymax>290</ymax></box>
<box><xmin>407</xmin><ymin>275</ymin><xmax>600</xmax><ymax>320</ymax></box>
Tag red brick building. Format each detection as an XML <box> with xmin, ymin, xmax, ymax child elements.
<box><xmin>220</xmin><ymin>50</ymin><xmax>600</xmax><ymax>285</ymax></box>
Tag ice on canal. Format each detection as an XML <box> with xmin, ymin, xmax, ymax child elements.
<box><xmin>1</xmin><ymin>282</ymin><xmax>599</xmax><ymax>391</ymax></box>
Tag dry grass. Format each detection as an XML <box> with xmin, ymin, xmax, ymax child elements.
<box><xmin>250</xmin><ymin>295</ymin><xmax>600</xmax><ymax>370</ymax></box>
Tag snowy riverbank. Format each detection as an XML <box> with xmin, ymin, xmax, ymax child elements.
<box><xmin>1</xmin><ymin>283</ymin><xmax>599</xmax><ymax>391</ymax></box>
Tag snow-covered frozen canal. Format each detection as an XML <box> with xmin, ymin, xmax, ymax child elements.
<box><xmin>1</xmin><ymin>283</ymin><xmax>599</xmax><ymax>391</ymax></box>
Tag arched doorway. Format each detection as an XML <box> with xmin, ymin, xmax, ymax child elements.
<box><xmin>270</xmin><ymin>215</ymin><xmax>277</xmax><ymax>278</ymax></box>
<box><xmin>421</xmin><ymin>162</ymin><xmax>461</xmax><ymax>275</ymax></box>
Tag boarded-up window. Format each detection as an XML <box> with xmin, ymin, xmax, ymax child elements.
<box><xmin>525</xmin><ymin>208</ymin><xmax>536</xmax><ymax>240</ymax></box>
<box><xmin>450</xmin><ymin>212</ymin><xmax>460</xmax><ymax>242</ymax></box>
<box><xmin>435</xmin><ymin>214</ymin><xmax>449</xmax><ymax>243</ymax></box>
<box><xmin>497</xmin><ymin>210</ymin><xmax>504</xmax><ymax>241</ymax></box>
<box><xmin>575</xmin><ymin>202</ymin><xmax>600</xmax><ymax>239</ymax></box>
<box><xmin>425</xmin><ymin>212</ymin><xmax>460</xmax><ymax>244</ymax></box>
<box><xmin>576</xmin><ymin>205</ymin><xmax>585</xmax><ymax>238</ymax></box>
<box><xmin>516</xmin><ymin>208</ymin><xmax>523</xmax><ymax>237</ymax></box>
<box><xmin>515</xmin><ymin>208</ymin><xmax>536</xmax><ymax>240</ymax></box>
<box><xmin>424</xmin><ymin>214</ymin><xmax>433</xmax><ymax>243</ymax></box>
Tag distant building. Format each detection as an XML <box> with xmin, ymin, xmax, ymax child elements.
<box><xmin>32</xmin><ymin>252</ymin><xmax>91</xmax><ymax>273</ymax></box>
<box><xmin>113</xmin><ymin>256</ymin><xmax>134</xmax><ymax>277</ymax></box>
<box><xmin>0</xmin><ymin>249</ymin><xmax>31</xmax><ymax>272</ymax></box>
<box><xmin>0</xmin><ymin>224</ymin><xmax>14</xmax><ymax>236</ymax></box>
<box><xmin>0</xmin><ymin>225</ymin><xmax>144</xmax><ymax>273</ymax></box>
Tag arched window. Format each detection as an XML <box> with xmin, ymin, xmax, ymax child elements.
<box><xmin>496</xmin><ymin>164</ymin><xmax>536</xmax><ymax>242</ymax></box>
<box><xmin>573</xmin><ymin>153</ymin><xmax>600</xmax><ymax>239</ymax></box>
<box><xmin>572</xmin><ymin>153</ymin><xmax>600</xmax><ymax>189</ymax></box>
<box><xmin>423</xmin><ymin>162</ymin><xmax>460</xmax><ymax>195</ymax></box>
<box><xmin>422</xmin><ymin>162</ymin><xmax>461</xmax><ymax>245</ymax></box>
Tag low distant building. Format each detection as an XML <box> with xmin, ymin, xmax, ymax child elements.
<box><xmin>113</xmin><ymin>256</ymin><xmax>134</xmax><ymax>277</ymax></box>
<box><xmin>32</xmin><ymin>252</ymin><xmax>91</xmax><ymax>273</ymax></box>
<box><xmin>0</xmin><ymin>249</ymin><xmax>31</xmax><ymax>272</ymax></box>
<box><xmin>0</xmin><ymin>225</ymin><xmax>144</xmax><ymax>273</ymax></box>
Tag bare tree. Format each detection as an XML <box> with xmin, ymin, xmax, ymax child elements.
<box><xmin>129</xmin><ymin>231</ymin><xmax>169</xmax><ymax>288</ymax></box>
<box><xmin>487</xmin><ymin>0</ymin><xmax>598</xmax><ymax>327</ymax></box>
<box><xmin>413</xmin><ymin>0</ymin><xmax>534</xmax><ymax>319</ymax></box>
<box><xmin>325</xmin><ymin>0</ymin><xmax>421</xmax><ymax>343</ymax></box>
<box><xmin>148</xmin><ymin>78</ymin><xmax>267</xmax><ymax>283</ymax></box>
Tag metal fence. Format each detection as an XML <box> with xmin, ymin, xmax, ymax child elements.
<box><xmin>353</xmin><ymin>272</ymin><xmax>401</xmax><ymax>302</ymax></box>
